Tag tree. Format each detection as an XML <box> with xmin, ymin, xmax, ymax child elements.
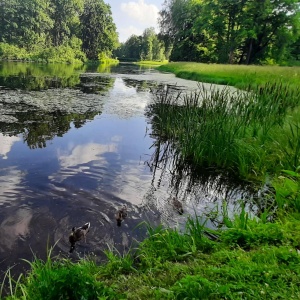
<box><xmin>80</xmin><ymin>0</ymin><xmax>118</xmax><ymax>60</ymax></box>
<box><xmin>49</xmin><ymin>0</ymin><xmax>84</xmax><ymax>46</ymax></box>
<box><xmin>0</xmin><ymin>0</ymin><xmax>20</xmax><ymax>45</ymax></box>
<box><xmin>15</xmin><ymin>0</ymin><xmax>53</xmax><ymax>50</ymax></box>
<box><xmin>240</xmin><ymin>0</ymin><xmax>300</xmax><ymax>64</ymax></box>
<box><xmin>159</xmin><ymin>0</ymin><xmax>300</xmax><ymax>64</ymax></box>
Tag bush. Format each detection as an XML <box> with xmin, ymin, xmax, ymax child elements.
<box><xmin>0</xmin><ymin>43</ymin><xmax>29</xmax><ymax>60</ymax></box>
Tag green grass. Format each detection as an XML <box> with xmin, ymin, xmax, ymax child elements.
<box><xmin>157</xmin><ymin>62</ymin><xmax>300</xmax><ymax>89</ymax></box>
<box><xmin>135</xmin><ymin>60</ymin><xmax>169</xmax><ymax>66</ymax></box>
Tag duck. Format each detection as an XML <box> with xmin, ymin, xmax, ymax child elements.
<box><xmin>115</xmin><ymin>205</ymin><xmax>127</xmax><ymax>227</ymax></box>
<box><xmin>69</xmin><ymin>222</ymin><xmax>90</xmax><ymax>252</ymax></box>
<box><xmin>172</xmin><ymin>197</ymin><xmax>183</xmax><ymax>215</ymax></box>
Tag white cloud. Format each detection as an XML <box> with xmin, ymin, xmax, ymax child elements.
<box><xmin>118</xmin><ymin>25</ymin><xmax>143</xmax><ymax>42</ymax></box>
<box><xmin>121</xmin><ymin>0</ymin><xmax>159</xmax><ymax>26</ymax></box>
<box><xmin>58</xmin><ymin>142</ymin><xmax>118</xmax><ymax>169</ymax></box>
<box><xmin>0</xmin><ymin>208</ymin><xmax>32</xmax><ymax>250</ymax></box>
<box><xmin>0</xmin><ymin>134</ymin><xmax>20</xmax><ymax>159</ymax></box>
<box><xmin>0</xmin><ymin>167</ymin><xmax>24</xmax><ymax>202</ymax></box>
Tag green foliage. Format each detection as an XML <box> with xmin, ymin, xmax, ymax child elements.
<box><xmin>171</xmin><ymin>275</ymin><xmax>220</xmax><ymax>299</ymax></box>
<box><xmin>157</xmin><ymin>62</ymin><xmax>300</xmax><ymax>88</ymax></box>
<box><xmin>159</xmin><ymin>0</ymin><xmax>300</xmax><ymax>64</ymax></box>
<box><xmin>273</xmin><ymin>168</ymin><xmax>300</xmax><ymax>215</ymax></box>
<box><xmin>0</xmin><ymin>43</ymin><xmax>29</xmax><ymax>60</ymax></box>
<box><xmin>80</xmin><ymin>0</ymin><xmax>118</xmax><ymax>60</ymax></box>
<box><xmin>0</xmin><ymin>0</ymin><xmax>118</xmax><ymax>63</ymax></box>
<box><xmin>98</xmin><ymin>52</ymin><xmax>119</xmax><ymax>65</ymax></box>
<box><xmin>137</xmin><ymin>220</ymin><xmax>215</xmax><ymax>268</ymax></box>
<box><xmin>115</xmin><ymin>28</ymin><xmax>166</xmax><ymax>62</ymax></box>
<box><xmin>102</xmin><ymin>248</ymin><xmax>136</xmax><ymax>276</ymax></box>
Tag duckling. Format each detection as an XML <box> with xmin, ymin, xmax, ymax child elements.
<box><xmin>69</xmin><ymin>222</ymin><xmax>90</xmax><ymax>253</ymax></box>
<box><xmin>172</xmin><ymin>197</ymin><xmax>183</xmax><ymax>215</ymax></box>
<box><xmin>115</xmin><ymin>205</ymin><xmax>127</xmax><ymax>227</ymax></box>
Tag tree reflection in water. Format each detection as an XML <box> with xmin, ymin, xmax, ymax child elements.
<box><xmin>0</xmin><ymin>64</ymin><xmax>118</xmax><ymax>149</ymax></box>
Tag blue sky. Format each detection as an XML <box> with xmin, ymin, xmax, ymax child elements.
<box><xmin>108</xmin><ymin>0</ymin><xmax>164</xmax><ymax>43</ymax></box>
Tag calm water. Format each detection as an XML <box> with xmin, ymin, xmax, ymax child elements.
<box><xmin>0</xmin><ymin>62</ymin><xmax>253</xmax><ymax>277</ymax></box>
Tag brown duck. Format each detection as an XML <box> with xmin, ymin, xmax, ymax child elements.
<box><xmin>172</xmin><ymin>197</ymin><xmax>184</xmax><ymax>215</ymax></box>
<box><xmin>115</xmin><ymin>205</ymin><xmax>127</xmax><ymax>227</ymax></box>
<box><xmin>69</xmin><ymin>222</ymin><xmax>90</xmax><ymax>252</ymax></box>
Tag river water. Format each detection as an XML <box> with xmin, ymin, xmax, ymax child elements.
<box><xmin>0</xmin><ymin>62</ymin><xmax>253</xmax><ymax>277</ymax></box>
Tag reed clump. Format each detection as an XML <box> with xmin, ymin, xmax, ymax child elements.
<box><xmin>147</xmin><ymin>82</ymin><xmax>300</xmax><ymax>181</ymax></box>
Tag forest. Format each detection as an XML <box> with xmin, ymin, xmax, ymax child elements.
<box><xmin>0</xmin><ymin>0</ymin><xmax>299</xmax><ymax>64</ymax></box>
<box><xmin>117</xmin><ymin>0</ymin><xmax>300</xmax><ymax>65</ymax></box>
<box><xmin>0</xmin><ymin>0</ymin><xmax>118</xmax><ymax>63</ymax></box>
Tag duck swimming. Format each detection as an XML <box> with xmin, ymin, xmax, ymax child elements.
<box><xmin>115</xmin><ymin>205</ymin><xmax>127</xmax><ymax>227</ymax></box>
<box><xmin>69</xmin><ymin>222</ymin><xmax>90</xmax><ymax>253</ymax></box>
<box><xmin>172</xmin><ymin>197</ymin><xmax>183</xmax><ymax>215</ymax></box>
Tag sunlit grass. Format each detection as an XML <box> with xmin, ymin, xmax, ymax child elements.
<box><xmin>157</xmin><ymin>62</ymin><xmax>300</xmax><ymax>88</ymax></box>
<box><xmin>135</xmin><ymin>60</ymin><xmax>169</xmax><ymax>66</ymax></box>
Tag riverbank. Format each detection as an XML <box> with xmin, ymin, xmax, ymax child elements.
<box><xmin>135</xmin><ymin>60</ymin><xmax>168</xmax><ymax>66</ymax></box>
<box><xmin>157</xmin><ymin>62</ymin><xmax>300</xmax><ymax>88</ymax></box>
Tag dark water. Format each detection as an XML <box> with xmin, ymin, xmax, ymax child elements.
<box><xmin>0</xmin><ymin>62</ymin><xmax>254</xmax><ymax>278</ymax></box>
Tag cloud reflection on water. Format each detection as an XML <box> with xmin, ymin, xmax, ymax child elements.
<box><xmin>0</xmin><ymin>133</ymin><xmax>21</xmax><ymax>159</ymax></box>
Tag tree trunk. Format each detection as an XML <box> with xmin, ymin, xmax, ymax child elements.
<box><xmin>245</xmin><ymin>38</ymin><xmax>253</xmax><ymax>65</ymax></box>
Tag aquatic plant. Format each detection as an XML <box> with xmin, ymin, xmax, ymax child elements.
<box><xmin>147</xmin><ymin>82</ymin><xmax>300</xmax><ymax>181</ymax></box>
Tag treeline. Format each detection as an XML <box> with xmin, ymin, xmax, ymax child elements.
<box><xmin>0</xmin><ymin>0</ymin><xmax>118</xmax><ymax>63</ymax></box>
<box><xmin>159</xmin><ymin>0</ymin><xmax>300</xmax><ymax>65</ymax></box>
<box><xmin>114</xmin><ymin>28</ymin><xmax>170</xmax><ymax>62</ymax></box>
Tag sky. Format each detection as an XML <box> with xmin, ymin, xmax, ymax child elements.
<box><xmin>108</xmin><ymin>0</ymin><xmax>164</xmax><ymax>43</ymax></box>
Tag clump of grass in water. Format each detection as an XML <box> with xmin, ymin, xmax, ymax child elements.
<box><xmin>147</xmin><ymin>82</ymin><xmax>300</xmax><ymax>180</ymax></box>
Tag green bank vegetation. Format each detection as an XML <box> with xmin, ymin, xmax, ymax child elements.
<box><xmin>135</xmin><ymin>60</ymin><xmax>169</xmax><ymax>66</ymax></box>
<box><xmin>115</xmin><ymin>0</ymin><xmax>300</xmax><ymax>66</ymax></box>
<box><xmin>159</xmin><ymin>0</ymin><xmax>300</xmax><ymax>65</ymax></box>
<box><xmin>148</xmin><ymin>81</ymin><xmax>300</xmax><ymax>181</ymax></box>
<box><xmin>158</xmin><ymin>62</ymin><xmax>300</xmax><ymax>88</ymax></box>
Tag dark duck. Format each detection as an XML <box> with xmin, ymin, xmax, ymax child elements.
<box><xmin>115</xmin><ymin>205</ymin><xmax>127</xmax><ymax>226</ymax></box>
<box><xmin>69</xmin><ymin>222</ymin><xmax>90</xmax><ymax>253</ymax></box>
<box><xmin>172</xmin><ymin>197</ymin><xmax>184</xmax><ymax>215</ymax></box>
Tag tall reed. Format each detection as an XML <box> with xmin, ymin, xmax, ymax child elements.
<box><xmin>147</xmin><ymin>82</ymin><xmax>300</xmax><ymax>180</ymax></box>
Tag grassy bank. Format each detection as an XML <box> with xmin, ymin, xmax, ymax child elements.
<box><xmin>135</xmin><ymin>60</ymin><xmax>169</xmax><ymax>66</ymax></box>
<box><xmin>157</xmin><ymin>62</ymin><xmax>300</xmax><ymax>88</ymax></box>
